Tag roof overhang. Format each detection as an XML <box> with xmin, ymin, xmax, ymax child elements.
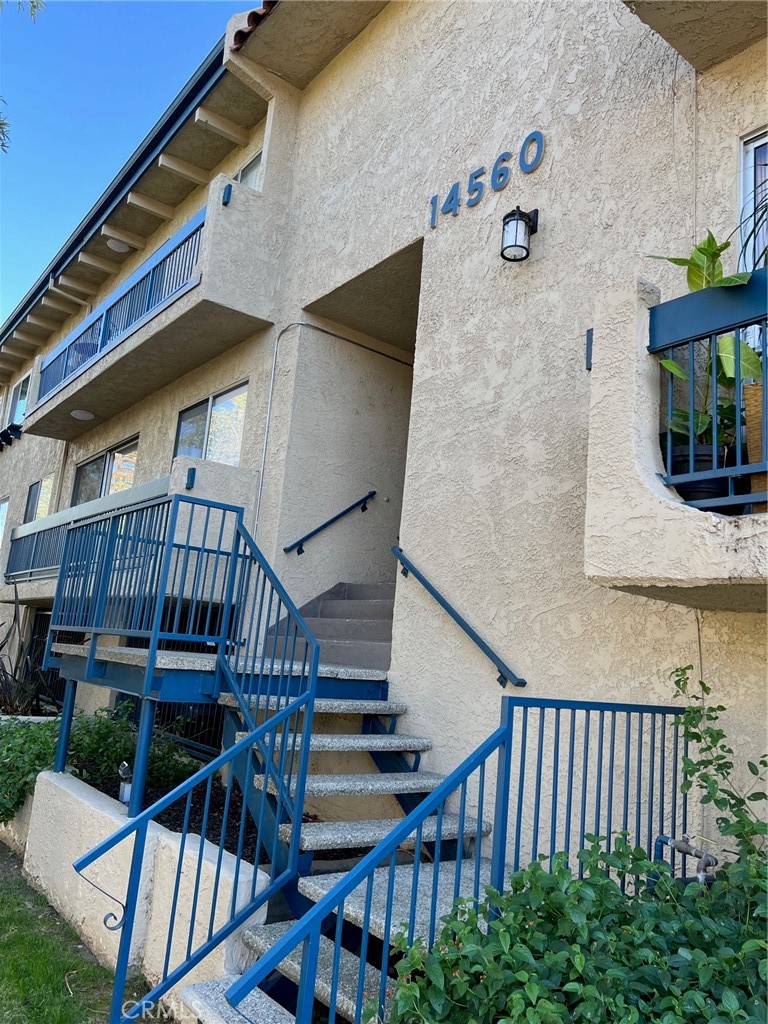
<box><xmin>622</xmin><ymin>0</ymin><xmax>767</xmax><ymax>71</ymax></box>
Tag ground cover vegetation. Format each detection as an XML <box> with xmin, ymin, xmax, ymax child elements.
<box><xmin>0</xmin><ymin>703</ymin><xmax>196</xmax><ymax>824</ymax></box>
<box><xmin>372</xmin><ymin>668</ymin><xmax>768</xmax><ymax>1024</ymax></box>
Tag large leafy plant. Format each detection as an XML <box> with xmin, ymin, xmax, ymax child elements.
<box><xmin>372</xmin><ymin>670</ymin><xmax>767</xmax><ymax>1024</ymax></box>
<box><xmin>651</xmin><ymin>233</ymin><xmax>761</xmax><ymax>446</ymax></box>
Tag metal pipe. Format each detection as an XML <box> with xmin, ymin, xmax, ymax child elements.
<box><xmin>253</xmin><ymin>320</ymin><xmax>413</xmax><ymax>539</ymax></box>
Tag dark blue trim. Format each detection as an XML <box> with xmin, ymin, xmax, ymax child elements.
<box><xmin>0</xmin><ymin>40</ymin><xmax>226</xmax><ymax>350</ymax></box>
<box><xmin>585</xmin><ymin>327</ymin><xmax>593</xmax><ymax>371</ymax></box>
<box><xmin>392</xmin><ymin>546</ymin><xmax>526</xmax><ymax>688</ymax></box>
<box><xmin>283</xmin><ymin>491</ymin><xmax>376</xmax><ymax>555</ymax></box>
<box><xmin>649</xmin><ymin>268</ymin><xmax>768</xmax><ymax>351</ymax></box>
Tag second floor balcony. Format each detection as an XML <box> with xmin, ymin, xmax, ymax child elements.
<box><xmin>22</xmin><ymin>176</ymin><xmax>276</xmax><ymax>441</ymax></box>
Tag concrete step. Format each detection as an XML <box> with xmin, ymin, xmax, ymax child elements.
<box><xmin>316</xmin><ymin>599</ymin><xmax>393</xmax><ymax>620</ymax></box>
<box><xmin>237</xmin><ymin>731</ymin><xmax>431</xmax><ymax>754</ymax></box>
<box><xmin>264</xmin><ymin>636</ymin><xmax>391</xmax><ymax>671</ymax></box>
<box><xmin>219</xmin><ymin>693</ymin><xmax>408</xmax><ymax>717</ymax></box>
<box><xmin>341</xmin><ymin>582</ymin><xmax>396</xmax><ymax>601</ymax></box>
<box><xmin>255</xmin><ymin>770</ymin><xmax>446</xmax><ymax>799</ymax></box>
<box><xmin>299</xmin><ymin>859</ymin><xmax>493</xmax><ymax>943</ymax></box>
<box><xmin>242</xmin><ymin>921</ymin><xmax>388</xmax><ymax>1023</ymax></box>
<box><xmin>182</xmin><ymin>974</ymin><xmax>294</xmax><ymax>1024</ymax></box>
<box><xmin>278</xmin><ymin>617</ymin><xmax>393</xmax><ymax>642</ymax></box>
<box><xmin>279</xmin><ymin>812</ymin><xmax>491</xmax><ymax>851</ymax></box>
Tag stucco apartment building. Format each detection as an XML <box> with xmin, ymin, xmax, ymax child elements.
<box><xmin>0</xmin><ymin>2</ymin><xmax>766</xmax><ymax>1021</ymax></box>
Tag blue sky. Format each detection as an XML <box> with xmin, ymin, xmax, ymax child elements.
<box><xmin>0</xmin><ymin>0</ymin><xmax>248</xmax><ymax>322</ymax></box>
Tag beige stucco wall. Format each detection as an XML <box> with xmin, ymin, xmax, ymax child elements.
<box><xmin>242</xmin><ymin>0</ymin><xmax>765</xmax><ymax>813</ymax></box>
<box><xmin>1</xmin><ymin>0</ymin><xmax>765</xmax><ymax>858</ymax></box>
<box><xmin>273</xmin><ymin>325</ymin><xmax>412</xmax><ymax>608</ymax></box>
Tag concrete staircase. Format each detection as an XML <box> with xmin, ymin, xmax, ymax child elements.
<box><xmin>181</xmin><ymin>580</ymin><xmax>490</xmax><ymax>1024</ymax></box>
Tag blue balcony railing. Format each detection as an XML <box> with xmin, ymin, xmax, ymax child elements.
<box><xmin>36</xmin><ymin>210</ymin><xmax>205</xmax><ymax>405</ymax></box>
<box><xmin>650</xmin><ymin>268</ymin><xmax>767</xmax><ymax>512</ymax></box>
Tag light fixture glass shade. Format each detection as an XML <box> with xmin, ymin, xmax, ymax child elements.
<box><xmin>501</xmin><ymin>207</ymin><xmax>538</xmax><ymax>262</ymax></box>
<box><xmin>106</xmin><ymin>238</ymin><xmax>131</xmax><ymax>253</ymax></box>
<box><xmin>70</xmin><ymin>409</ymin><xmax>95</xmax><ymax>421</ymax></box>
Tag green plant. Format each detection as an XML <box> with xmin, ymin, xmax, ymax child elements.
<box><xmin>650</xmin><ymin>233</ymin><xmax>762</xmax><ymax>446</ymax></box>
<box><xmin>0</xmin><ymin>705</ymin><xmax>196</xmax><ymax>825</ymax></box>
<box><xmin>373</xmin><ymin>672</ymin><xmax>767</xmax><ymax>1024</ymax></box>
<box><xmin>0</xmin><ymin>717</ymin><xmax>57</xmax><ymax>823</ymax></box>
<box><xmin>0</xmin><ymin>589</ymin><xmax>58</xmax><ymax>716</ymax></box>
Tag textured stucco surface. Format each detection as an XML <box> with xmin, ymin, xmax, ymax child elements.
<box><xmin>0</xmin><ymin>0</ymin><xmax>765</xmax><ymax>866</ymax></box>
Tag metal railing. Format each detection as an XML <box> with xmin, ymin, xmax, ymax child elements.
<box><xmin>59</xmin><ymin>496</ymin><xmax>319</xmax><ymax>1023</ymax></box>
<box><xmin>5</xmin><ymin>477</ymin><xmax>170</xmax><ymax>583</ymax></box>
<box><xmin>392</xmin><ymin>546</ymin><xmax>526</xmax><ymax>687</ymax></box>
<box><xmin>283</xmin><ymin>490</ymin><xmax>376</xmax><ymax>555</ymax></box>
<box><xmin>650</xmin><ymin>268</ymin><xmax>768</xmax><ymax>512</ymax></box>
<box><xmin>37</xmin><ymin>214</ymin><xmax>204</xmax><ymax>403</ymax></box>
<box><xmin>227</xmin><ymin>693</ymin><xmax>688</xmax><ymax>1022</ymax></box>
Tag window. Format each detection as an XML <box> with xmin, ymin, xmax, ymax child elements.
<box><xmin>6</xmin><ymin>375</ymin><xmax>30</xmax><ymax>426</ymax></box>
<box><xmin>0</xmin><ymin>497</ymin><xmax>8</xmax><ymax>549</ymax></box>
<box><xmin>741</xmin><ymin>131</ymin><xmax>767</xmax><ymax>271</ymax></box>
<box><xmin>237</xmin><ymin>152</ymin><xmax>262</xmax><ymax>191</ymax></box>
<box><xmin>24</xmin><ymin>474</ymin><xmax>55</xmax><ymax>524</ymax></box>
<box><xmin>72</xmin><ymin>437</ymin><xmax>139</xmax><ymax>506</ymax></box>
<box><xmin>174</xmin><ymin>383</ymin><xmax>248</xmax><ymax>468</ymax></box>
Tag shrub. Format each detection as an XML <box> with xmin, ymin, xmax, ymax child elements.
<box><xmin>0</xmin><ymin>717</ymin><xmax>57</xmax><ymax>823</ymax></box>
<box><xmin>0</xmin><ymin>704</ymin><xmax>197</xmax><ymax>825</ymax></box>
<box><xmin>374</xmin><ymin>670</ymin><xmax>768</xmax><ymax>1024</ymax></box>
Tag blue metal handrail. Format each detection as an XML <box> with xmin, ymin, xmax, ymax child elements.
<box><xmin>36</xmin><ymin>210</ymin><xmax>205</xmax><ymax>405</ymax></box>
<box><xmin>227</xmin><ymin>693</ymin><xmax>688</xmax><ymax>1022</ymax></box>
<box><xmin>48</xmin><ymin>496</ymin><xmax>320</xmax><ymax>1023</ymax></box>
<box><xmin>392</xmin><ymin>546</ymin><xmax>526</xmax><ymax>688</ymax></box>
<box><xmin>283</xmin><ymin>490</ymin><xmax>376</xmax><ymax>555</ymax></box>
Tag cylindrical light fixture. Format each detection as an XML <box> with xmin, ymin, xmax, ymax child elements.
<box><xmin>501</xmin><ymin>207</ymin><xmax>538</xmax><ymax>262</ymax></box>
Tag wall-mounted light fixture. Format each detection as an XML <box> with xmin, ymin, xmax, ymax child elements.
<box><xmin>501</xmin><ymin>206</ymin><xmax>538</xmax><ymax>263</ymax></box>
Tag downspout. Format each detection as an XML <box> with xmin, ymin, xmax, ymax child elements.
<box><xmin>252</xmin><ymin>321</ymin><xmax>413</xmax><ymax>538</ymax></box>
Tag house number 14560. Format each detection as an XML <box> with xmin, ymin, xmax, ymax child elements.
<box><xmin>428</xmin><ymin>130</ymin><xmax>544</xmax><ymax>229</ymax></box>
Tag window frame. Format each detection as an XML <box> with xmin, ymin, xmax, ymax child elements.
<box><xmin>5</xmin><ymin>374</ymin><xmax>31</xmax><ymax>426</ymax></box>
<box><xmin>236</xmin><ymin>151</ymin><xmax>263</xmax><ymax>191</ymax></box>
<box><xmin>23</xmin><ymin>473</ymin><xmax>55</xmax><ymax>524</ymax></box>
<box><xmin>0</xmin><ymin>496</ymin><xmax>9</xmax><ymax>549</ymax></box>
<box><xmin>740</xmin><ymin>128</ymin><xmax>768</xmax><ymax>271</ymax></box>
<box><xmin>71</xmin><ymin>435</ymin><xmax>140</xmax><ymax>507</ymax></box>
<box><xmin>173</xmin><ymin>381</ymin><xmax>248</xmax><ymax>468</ymax></box>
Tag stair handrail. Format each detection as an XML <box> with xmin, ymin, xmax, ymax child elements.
<box><xmin>58</xmin><ymin>503</ymin><xmax>320</xmax><ymax>1024</ymax></box>
<box><xmin>226</xmin><ymin>693</ymin><xmax>689</xmax><ymax>1024</ymax></box>
<box><xmin>283</xmin><ymin>490</ymin><xmax>376</xmax><ymax>554</ymax></box>
<box><xmin>392</xmin><ymin>546</ymin><xmax>526</xmax><ymax>688</ymax></box>
<box><xmin>226</xmin><ymin>710</ymin><xmax>512</xmax><ymax>1022</ymax></box>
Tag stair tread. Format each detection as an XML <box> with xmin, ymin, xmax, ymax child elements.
<box><xmin>182</xmin><ymin>973</ymin><xmax>294</xmax><ymax>1024</ymax></box>
<box><xmin>299</xmin><ymin>859</ymin><xmax>493</xmax><ymax>942</ymax></box>
<box><xmin>279</xmin><ymin>812</ymin><xmax>492</xmax><ymax>851</ymax></box>
<box><xmin>317</xmin><ymin>599</ymin><xmax>393</xmax><ymax>619</ymax></box>
<box><xmin>243</xmin><ymin>921</ymin><xmax>388</xmax><ymax>1022</ymax></box>
<box><xmin>236</xmin><ymin>731</ymin><xmax>431</xmax><ymax>753</ymax></box>
<box><xmin>219</xmin><ymin>694</ymin><xmax>408</xmax><ymax>716</ymax></box>
<box><xmin>255</xmin><ymin>771</ymin><xmax>446</xmax><ymax>798</ymax></box>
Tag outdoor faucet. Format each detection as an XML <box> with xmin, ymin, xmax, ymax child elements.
<box><xmin>654</xmin><ymin>834</ymin><xmax>718</xmax><ymax>883</ymax></box>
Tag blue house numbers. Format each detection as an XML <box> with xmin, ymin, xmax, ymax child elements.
<box><xmin>429</xmin><ymin>130</ymin><xmax>544</xmax><ymax>229</ymax></box>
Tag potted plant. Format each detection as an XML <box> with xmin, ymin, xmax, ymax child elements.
<box><xmin>651</xmin><ymin>232</ymin><xmax>764</xmax><ymax>509</ymax></box>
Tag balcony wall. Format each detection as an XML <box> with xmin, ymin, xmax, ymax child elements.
<box><xmin>584</xmin><ymin>279</ymin><xmax>768</xmax><ymax>613</ymax></box>
<box><xmin>22</xmin><ymin>176</ymin><xmax>277</xmax><ymax>441</ymax></box>
<box><xmin>1</xmin><ymin>457</ymin><xmax>257</xmax><ymax>607</ymax></box>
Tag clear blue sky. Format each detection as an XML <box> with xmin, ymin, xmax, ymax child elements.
<box><xmin>0</xmin><ymin>0</ymin><xmax>249</xmax><ymax>323</ymax></box>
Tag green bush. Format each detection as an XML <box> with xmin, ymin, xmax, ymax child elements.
<box><xmin>374</xmin><ymin>669</ymin><xmax>768</xmax><ymax>1024</ymax></box>
<box><xmin>0</xmin><ymin>717</ymin><xmax>57</xmax><ymax>823</ymax></box>
<box><xmin>0</xmin><ymin>704</ymin><xmax>196</xmax><ymax>825</ymax></box>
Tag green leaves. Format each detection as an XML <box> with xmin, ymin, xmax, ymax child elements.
<box><xmin>650</xmin><ymin>231</ymin><xmax>753</xmax><ymax>292</ymax></box>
